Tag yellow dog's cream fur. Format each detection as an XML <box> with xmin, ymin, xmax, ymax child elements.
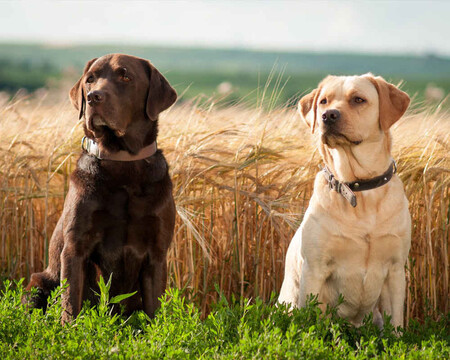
<box><xmin>278</xmin><ymin>74</ymin><xmax>411</xmax><ymax>328</ymax></box>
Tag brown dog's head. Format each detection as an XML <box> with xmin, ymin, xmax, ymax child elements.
<box><xmin>298</xmin><ymin>74</ymin><xmax>410</xmax><ymax>148</ymax></box>
<box><xmin>70</xmin><ymin>54</ymin><xmax>177</xmax><ymax>143</ymax></box>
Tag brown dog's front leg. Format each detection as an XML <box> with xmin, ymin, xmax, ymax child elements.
<box><xmin>58</xmin><ymin>182</ymin><xmax>100</xmax><ymax>324</ymax></box>
<box><xmin>60</xmin><ymin>242</ymin><xmax>85</xmax><ymax>324</ymax></box>
<box><xmin>140</xmin><ymin>260</ymin><xmax>167</xmax><ymax>318</ymax></box>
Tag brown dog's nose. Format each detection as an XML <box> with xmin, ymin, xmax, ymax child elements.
<box><xmin>322</xmin><ymin>109</ymin><xmax>340</xmax><ymax>124</ymax></box>
<box><xmin>87</xmin><ymin>90</ymin><xmax>104</xmax><ymax>105</ymax></box>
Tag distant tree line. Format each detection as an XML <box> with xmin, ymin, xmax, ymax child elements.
<box><xmin>0</xmin><ymin>59</ymin><xmax>60</xmax><ymax>93</ymax></box>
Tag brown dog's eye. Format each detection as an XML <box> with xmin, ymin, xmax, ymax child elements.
<box><xmin>86</xmin><ymin>75</ymin><xmax>94</xmax><ymax>83</ymax></box>
<box><xmin>320</xmin><ymin>99</ymin><xmax>327</xmax><ymax>104</ymax></box>
<box><xmin>119</xmin><ymin>67</ymin><xmax>131</xmax><ymax>82</ymax></box>
<box><xmin>354</xmin><ymin>97</ymin><xmax>365</xmax><ymax>104</ymax></box>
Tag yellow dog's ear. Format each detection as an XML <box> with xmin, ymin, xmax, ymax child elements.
<box><xmin>298</xmin><ymin>88</ymin><xmax>321</xmax><ymax>133</ymax></box>
<box><xmin>367</xmin><ymin>75</ymin><xmax>410</xmax><ymax>132</ymax></box>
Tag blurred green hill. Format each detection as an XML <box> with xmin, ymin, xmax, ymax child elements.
<box><xmin>0</xmin><ymin>43</ymin><xmax>449</xmax><ymax>105</ymax></box>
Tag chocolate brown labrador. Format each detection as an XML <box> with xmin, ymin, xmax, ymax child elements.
<box><xmin>25</xmin><ymin>54</ymin><xmax>177</xmax><ymax>323</ymax></box>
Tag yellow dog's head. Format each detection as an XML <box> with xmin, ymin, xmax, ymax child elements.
<box><xmin>298</xmin><ymin>74</ymin><xmax>410</xmax><ymax>148</ymax></box>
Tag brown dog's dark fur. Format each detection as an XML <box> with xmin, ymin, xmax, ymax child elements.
<box><xmin>25</xmin><ymin>54</ymin><xmax>177</xmax><ymax>323</ymax></box>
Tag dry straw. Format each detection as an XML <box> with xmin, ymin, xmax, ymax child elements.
<box><xmin>0</xmin><ymin>86</ymin><xmax>448</xmax><ymax>323</ymax></box>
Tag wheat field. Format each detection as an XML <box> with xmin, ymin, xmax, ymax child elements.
<box><xmin>0</xmin><ymin>87</ymin><xmax>448</xmax><ymax>323</ymax></box>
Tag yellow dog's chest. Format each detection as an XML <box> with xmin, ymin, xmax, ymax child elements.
<box><xmin>320</xmin><ymin>234</ymin><xmax>398</xmax><ymax>315</ymax></box>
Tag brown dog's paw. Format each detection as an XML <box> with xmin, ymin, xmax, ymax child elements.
<box><xmin>22</xmin><ymin>287</ymin><xmax>49</xmax><ymax>311</ymax></box>
<box><xmin>23</xmin><ymin>272</ymin><xmax>58</xmax><ymax>312</ymax></box>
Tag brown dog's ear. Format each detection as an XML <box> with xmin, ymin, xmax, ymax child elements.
<box><xmin>145</xmin><ymin>62</ymin><xmax>177</xmax><ymax>121</ymax></box>
<box><xmin>367</xmin><ymin>75</ymin><xmax>410</xmax><ymax>132</ymax></box>
<box><xmin>69</xmin><ymin>58</ymin><xmax>98</xmax><ymax>120</ymax></box>
<box><xmin>298</xmin><ymin>88</ymin><xmax>320</xmax><ymax>133</ymax></box>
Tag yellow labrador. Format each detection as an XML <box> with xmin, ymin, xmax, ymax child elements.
<box><xmin>278</xmin><ymin>74</ymin><xmax>411</xmax><ymax>328</ymax></box>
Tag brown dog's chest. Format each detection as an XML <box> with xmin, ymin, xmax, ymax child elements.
<box><xmin>82</xmin><ymin>183</ymin><xmax>169</xmax><ymax>297</ymax></box>
<box><xmin>71</xmin><ymin>154</ymin><xmax>174</xmax><ymax>293</ymax></box>
<box><xmin>92</xmin><ymin>184</ymin><xmax>162</xmax><ymax>259</ymax></box>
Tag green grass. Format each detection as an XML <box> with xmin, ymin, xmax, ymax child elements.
<box><xmin>1</xmin><ymin>280</ymin><xmax>448</xmax><ymax>359</ymax></box>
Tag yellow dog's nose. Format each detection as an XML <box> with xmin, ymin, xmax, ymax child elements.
<box><xmin>322</xmin><ymin>109</ymin><xmax>340</xmax><ymax>124</ymax></box>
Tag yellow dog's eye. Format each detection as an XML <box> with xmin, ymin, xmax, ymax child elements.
<box><xmin>86</xmin><ymin>75</ymin><xmax>94</xmax><ymax>83</ymax></box>
<box><xmin>320</xmin><ymin>99</ymin><xmax>327</xmax><ymax>104</ymax></box>
<box><xmin>354</xmin><ymin>97</ymin><xmax>365</xmax><ymax>103</ymax></box>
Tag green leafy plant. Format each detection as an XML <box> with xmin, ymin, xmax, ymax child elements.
<box><xmin>0</xmin><ymin>281</ymin><xmax>448</xmax><ymax>359</ymax></box>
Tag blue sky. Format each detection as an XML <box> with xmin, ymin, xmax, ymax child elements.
<box><xmin>1</xmin><ymin>0</ymin><xmax>449</xmax><ymax>56</ymax></box>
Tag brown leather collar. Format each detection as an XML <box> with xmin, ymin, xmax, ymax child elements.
<box><xmin>321</xmin><ymin>161</ymin><xmax>397</xmax><ymax>207</ymax></box>
<box><xmin>81</xmin><ymin>136</ymin><xmax>157</xmax><ymax>161</ymax></box>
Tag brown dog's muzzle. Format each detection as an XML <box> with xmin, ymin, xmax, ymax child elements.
<box><xmin>85</xmin><ymin>89</ymin><xmax>112</xmax><ymax>135</ymax></box>
<box><xmin>87</xmin><ymin>90</ymin><xmax>105</xmax><ymax>105</ymax></box>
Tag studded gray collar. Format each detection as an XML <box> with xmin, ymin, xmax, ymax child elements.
<box><xmin>321</xmin><ymin>161</ymin><xmax>397</xmax><ymax>207</ymax></box>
